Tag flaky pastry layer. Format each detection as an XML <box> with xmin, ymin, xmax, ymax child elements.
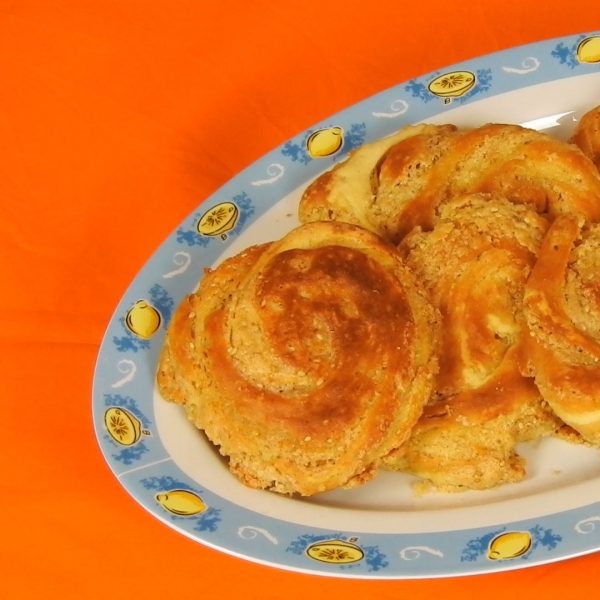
<box><xmin>381</xmin><ymin>194</ymin><xmax>565</xmax><ymax>491</ymax></box>
<box><xmin>522</xmin><ymin>215</ymin><xmax>600</xmax><ymax>445</ymax></box>
<box><xmin>157</xmin><ymin>221</ymin><xmax>439</xmax><ymax>496</ymax></box>
<box><xmin>299</xmin><ymin>122</ymin><xmax>600</xmax><ymax>244</ymax></box>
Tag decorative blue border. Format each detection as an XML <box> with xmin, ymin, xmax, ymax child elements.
<box><xmin>92</xmin><ymin>31</ymin><xmax>600</xmax><ymax>578</ymax></box>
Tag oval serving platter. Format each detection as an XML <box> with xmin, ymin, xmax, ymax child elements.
<box><xmin>93</xmin><ymin>31</ymin><xmax>600</xmax><ymax>579</ymax></box>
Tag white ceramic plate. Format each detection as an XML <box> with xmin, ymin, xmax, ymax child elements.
<box><xmin>93</xmin><ymin>31</ymin><xmax>600</xmax><ymax>579</ymax></box>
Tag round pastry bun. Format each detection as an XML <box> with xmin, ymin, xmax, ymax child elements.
<box><xmin>381</xmin><ymin>193</ymin><xmax>565</xmax><ymax>491</ymax></box>
<box><xmin>157</xmin><ymin>220</ymin><xmax>439</xmax><ymax>496</ymax></box>
<box><xmin>299</xmin><ymin>122</ymin><xmax>600</xmax><ymax>244</ymax></box>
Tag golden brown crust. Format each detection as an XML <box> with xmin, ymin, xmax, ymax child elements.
<box><xmin>381</xmin><ymin>194</ymin><xmax>564</xmax><ymax>491</ymax></box>
<box><xmin>570</xmin><ymin>104</ymin><xmax>600</xmax><ymax>170</ymax></box>
<box><xmin>157</xmin><ymin>221</ymin><xmax>439</xmax><ymax>496</ymax></box>
<box><xmin>376</xmin><ymin>123</ymin><xmax>600</xmax><ymax>241</ymax></box>
<box><xmin>522</xmin><ymin>215</ymin><xmax>600</xmax><ymax>445</ymax></box>
<box><xmin>298</xmin><ymin>124</ymin><xmax>458</xmax><ymax>238</ymax></box>
<box><xmin>156</xmin><ymin>244</ymin><xmax>271</xmax><ymax>410</ymax></box>
<box><xmin>300</xmin><ymin>122</ymin><xmax>600</xmax><ymax>244</ymax></box>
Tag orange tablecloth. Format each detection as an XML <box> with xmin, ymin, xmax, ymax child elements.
<box><xmin>2</xmin><ymin>1</ymin><xmax>600</xmax><ymax>598</ymax></box>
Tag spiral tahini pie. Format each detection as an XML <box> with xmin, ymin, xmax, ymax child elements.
<box><xmin>157</xmin><ymin>221</ymin><xmax>439</xmax><ymax>496</ymax></box>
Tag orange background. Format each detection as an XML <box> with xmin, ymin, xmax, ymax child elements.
<box><xmin>2</xmin><ymin>1</ymin><xmax>600</xmax><ymax>598</ymax></box>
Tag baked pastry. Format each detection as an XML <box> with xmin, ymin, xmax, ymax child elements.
<box><xmin>381</xmin><ymin>194</ymin><xmax>564</xmax><ymax>491</ymax></box>
<box><xmin>299</xmin><ymin>122</ymin><xmax>600</xmax><ymax>244</ymax></box>
<box><xmin>298</xmin><ymin>124</ymin><xmax>457</xmax><ymax>239</ymax></box>
<box><xmin>156</xmin><ymin>243</ymin><xmax>270</xmax><ymax>407</ymax></box>
<box><xmin>522</xmin><ymin>215</ymin><xmax>600</xmax><ymax>445</ymax></box>
<box><xmin>570</xmin><ymin>104</ymin><xmax>600</xmax><ymax>170</ymax></box>
<box><xmin>157</xmin><ymin>220</ymin><xmax>439</xmax><ymax>496</ymax></box>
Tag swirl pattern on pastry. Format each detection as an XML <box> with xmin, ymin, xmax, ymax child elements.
<box><xmin>522</xmin><ymin>215</ymin><xmax>600</xmax><ymax>445</ymax></box>
<box><xmin>570</xmin><ymin>104</ymin><xmax>600</xmax><ymax>170</ymax></box>
<box><xmin>298</xmin><ymin>124</ymin><xmax>457</xmax><ymax>237</ymax></box>
<box><xmin>157</xmin><ymin>221</ymin><xmax>439</xmax><ymax>496</ymax></box>
<box><xmin>300</xmin><ymin>123</ymin><xmax>600</xmax><ymax>244</ymax></box>
<box><xmin>381</xmin><ymin>194</ymin><xmax>564</xmax><ymax>491</ymax></box>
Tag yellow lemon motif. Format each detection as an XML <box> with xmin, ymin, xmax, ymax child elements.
<box><xmin>306</xmin><ymin>537</ymin><xmax>364</xmax><ymax>564</ymax></box>
<box><xmin>577</xmin><ymin>36</ymin><xmax>600</xmax><ymax>64</ymax></box>
<box><xmin>197</xmin><ymin>201</ymin><xmax>239</xmax><ymax>238</ymax></box>
<box><xmin>487</xmin><ymin>531</ymin><xmax>532</xmax><ymax>560</ymax></box>
<box><xmin>428</xmin><ymin>70</ymin><xmax>476</xmax><ymax>104</ymax></box>
<box><xmin>125</xmin><ymin>300</ymin><xmax>161</xmax><ymax>339</ymax></box>
<box><xmin>104</xmin><ymin>407</ymin><xmax>149</xmax><ymax>446</ymax></box>
<box><xmin>306</xmin><ymin>126</ymin><xmax>344</xmax><ymax>158</ymax></box>
<box><xmin>156</xmin><ymin>489</ymin><xmax>206</xmax><ymax>516</ymax></box>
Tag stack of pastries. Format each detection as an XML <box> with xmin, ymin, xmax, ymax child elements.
<box><xmin>157</xmin><ymin>103</ymin><xmax>600</xmax><ymax>496</ymax></box>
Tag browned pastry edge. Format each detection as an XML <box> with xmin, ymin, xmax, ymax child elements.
<box><xmin>381</xmin><ymin>194</ymin><xmax>565</xmax><ymax>491</ymax></box>
<box><xmin>298</xmin><ymin>123</ymin><xmax>458</xmax><ymax>238</ymax></box>
<box><xmin>157</xmin><ymin>221</ymin><xmax>439</xmax><ymax>496</ymax></box>
<box><xmin>300</xmin><ymin>120</ymin><xmax>600</xmax><ymax>245</ymax></box>
<box><xmin>570</xmin><ymin>104</ymin><xmax>600</xmax><ymax>170</ymax></box>
<box><xmin>522</xmin><ymin>215</ymin><xmax>600</xmax><ymax>445</ymax></box>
